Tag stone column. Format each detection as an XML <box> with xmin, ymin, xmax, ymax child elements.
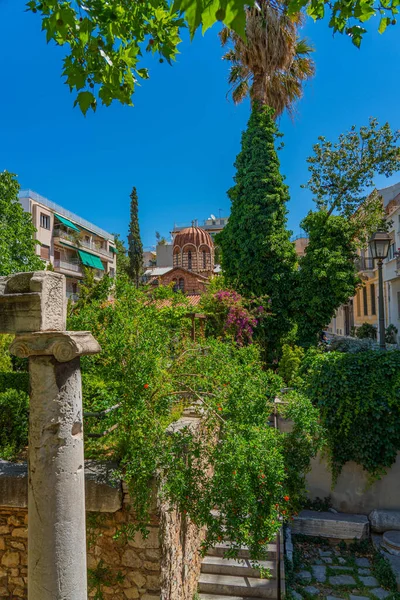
<box><xmin>0</xmin><ymin>272</ymin><xmax>101</xmax><ymax>600</ymax></box>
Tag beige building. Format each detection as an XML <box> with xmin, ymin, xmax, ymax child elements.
<box><xmin>353</xmin><ymin>182</ymin><xmax>400</xmax><ymax>342</ymax></box>
<box><xmin>18</xmin><ymin>189</ymin><xmax>117</xmax><ymax>301</ymax></box>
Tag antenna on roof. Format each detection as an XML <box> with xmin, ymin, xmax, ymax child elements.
<box><xmin>210</xmin><ymin>214</ymin><xmax>216</xmax><ymax>220</ymax></box>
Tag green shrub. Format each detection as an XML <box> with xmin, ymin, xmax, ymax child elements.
<box><xmin>0</xmin><ymin>372</ymin><xmax>29</xmax><ymax>394</ymax></box>
<box><xmin>302</xmin><ymin>350</ymin><xmax>400</xmax><ymax>481</ymax></box>
<box><xmin>356</xmin><ymin>322</ymin><xmax>377</xmax><ymax>340</ymax></box>
<box><xmin>0</xmin><ymin>335</ymin><xmax>13</xmax><ymax>371</ymax></box>
<box><xmin>279</xmin><ymin>345</ymin><xmax>304</xmax><ymax>385</ymax></box>
<box><xmin>328</xmin><ymin>336</ymin><xmax>378</xmax><ymax>353</ymax></box>
<box><xmin>0</xmin><ymin>389</ymin><xmax>29</xmax><ymax>459</ymax></box>
<box><xmin>386</xmin><ymin>324</ymin><xmax>398</xmax><ymax>345</ymax></box>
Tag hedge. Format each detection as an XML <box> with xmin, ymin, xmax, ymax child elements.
<box><xmin>0</xmin><ymin>372</ymin><xmax>29</xmax><ymax>394</ymax></box>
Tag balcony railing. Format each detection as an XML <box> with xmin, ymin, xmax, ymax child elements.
<box><xmin>53</xmin><ymin>229</ymin><xmax>114</xmax><ymax>259</ymax></box>
<box><xmin>54</xmin><ymin>259</ymin><xmax>83</xmax><ymax>274</ymax></box>
<box><xmin>355</xmin><ymin>257</ymin><xmax>375</xmax><ymax>271</ymax></box>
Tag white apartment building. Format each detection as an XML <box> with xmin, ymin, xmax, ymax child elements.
<box><xmin>18</xmin><ymin>190</ymin><xmax>117</xmax><ymax>301</ymax></box>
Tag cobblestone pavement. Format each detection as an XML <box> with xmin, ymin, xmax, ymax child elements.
<box><xmin>288</xmin><ymin>537</ymin><xmax>398</xmax><ymax>600</ymax></box>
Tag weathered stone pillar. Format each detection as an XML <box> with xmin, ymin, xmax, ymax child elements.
<box><xmin>0</xmin><ymin>272</ymin><xmax>101</xmax><ymax>600</ymax></box>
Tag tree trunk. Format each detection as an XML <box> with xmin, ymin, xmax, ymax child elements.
<box><xmin>251</xmin><ymin>74</ymin><xmax>267</xmax><ymax>109</ymax></box>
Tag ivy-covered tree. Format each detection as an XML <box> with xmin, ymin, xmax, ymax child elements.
<box><xmin>294</xmin><ymin>118</ymin><xmax>400</xmax><ymax>345</ymax></box>
<box><xmin>0</xmin><ymin>171</ymin><xmax>44</xmax><ymax>276</ymax></box>
<box><xmin>218</xmin><ymin>106</ymin><xmax>297</xmax><ymax>359</ymax></box>
<box><xmin>128</xmin><ymin>187</ymin><xmax>143</xmax><ymax>288</ymax></box>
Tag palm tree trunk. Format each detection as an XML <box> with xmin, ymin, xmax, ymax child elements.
<box><xmin>251</xmin><ymin>73</ymin><xmax>267</xmax><ymax>109</ymax></box>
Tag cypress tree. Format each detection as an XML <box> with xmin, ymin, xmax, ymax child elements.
<box><xmin>128</xmin><ymin>187</ymin><xmax>143</xmax><ymax>287</ymax></box>
<box><xmin>218</xmin><ymin>106</ymin><xmax>297</xmax><ymax>358</ymax></box>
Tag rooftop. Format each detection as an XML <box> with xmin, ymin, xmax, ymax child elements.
<box><xmin>378</xmin><ymin>182</ymin><xmax>400</xmax><ymax>208</ymax></box>
<box><xmin>19</xmin><ymin>189</ymin><xmax>114</xmax><ymax>242</ymax></box>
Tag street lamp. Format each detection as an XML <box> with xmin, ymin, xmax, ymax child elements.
<box><xmin>368</xmin><ymin>230</ymin><xmax>391</xmax><ymax>349</ymax></box>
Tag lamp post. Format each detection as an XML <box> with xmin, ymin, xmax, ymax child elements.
<box><xmin>368</xmin><ymin>230</ymin><xmax>391</xmax><ymax>350</ymax></box>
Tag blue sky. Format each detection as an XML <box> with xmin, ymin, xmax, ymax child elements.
<box><xmin>0</xmin><ymin>1</ymin><xmax>399</xmax><ymax>247</ymax></box>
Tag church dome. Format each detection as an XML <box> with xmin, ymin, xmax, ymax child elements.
<box><xmin>173</xmin><ymin>226</ymin><xmax>213</xmax><ymax>249</ymax></box>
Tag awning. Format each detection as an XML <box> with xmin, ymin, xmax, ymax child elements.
<box><xmin>55</xmin><ymin>214</ymin><xmax>80</xmax><ymax>232</ymax></box>
<box><xmin>78</xmin><ymin>249</ymin><xmax>105</xmax><ymax>271</ymax></box>
<box><xmin>110</xmin><ymin>246</ymin><xmax>118</xmax><ymax>254</ymax></box>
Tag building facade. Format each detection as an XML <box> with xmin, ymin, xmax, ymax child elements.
<box><xmin>18</xmin><ymin>190</ymin><xmax>117</xmax><ymax>301</ymax></box>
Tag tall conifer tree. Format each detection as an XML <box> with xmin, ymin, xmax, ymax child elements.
<box><xmin>218</xmin><ymin>106</ymin><xmax>296</xmax><ymax>358</ymax></box>
<box><xmin>128</xmin><ymin>187</ymin><xmax>143</xmax><ymax>287</ymax></box>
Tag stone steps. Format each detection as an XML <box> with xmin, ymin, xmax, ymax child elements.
<box><xmin>198</xmin><ymin>535</ymin><xmax>279</xmax><ymax>599</ymax></box>
<box><xmin>207</xmin><ymin>542</ymin><xmax>277</xmax><ymax>560</ymax></box>
<box><xmin>198</xmin><ymin>573</ymin><xmax>278</xmax><ymax>598</ymax></box>
<box><xmin>201</xmin><ymin>555</ymin><xmax>277</xmax><ymax>578</ymax></box>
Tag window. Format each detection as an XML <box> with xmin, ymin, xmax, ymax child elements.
<box><xmin>179</xmin><ymin>278</ymin><xmax>185</xmax><ymax>291</ymax></box>
<box><xmin>363</xmin><ymin>286</ymin><xmax>368</xmax><ymax>316</ymax></box>
<box><xmin>188</xmin><ymin>250</ymin><xmax>192</xmax><ymax>270</ymax></box>
<box><xmin>387</xmin><ymin>242</ymin><xmax>396</xmax><ymax>261</ymax></box>
<box><xmin>370</xmin><ymin>284</ymin><xmax>376</xmax><ymax>315</ymax></box>
<box><xmin>40</xmin><ymin>245</ymin><xmax>50</xmax><ymax>260</ymax></box>
<box><xmin>203</xmin><ymin>251</ymin><xmax>207</xmax><ymax>269</ymax></box>
<box><xmin>356</xmin><ymin>291</ymin><xmax>361</xmax><ymax>317</ymax></box>
<box><xmin>40</xmin><ymin>213</ymin><xmax>50</xmax><ymax>229</ymax></box>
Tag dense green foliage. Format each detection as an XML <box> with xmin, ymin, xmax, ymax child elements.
<box><xmin>0</xmin><ymin>389</ymin><xmax>29</xmax><ymax>460</ymax></box>
<box><xmin>66</xmin><ymin>276</ymin><xmax>322</xmax><ymax>557</ymax></box>
<box><xmin>356</xmin><ymin>322</ymin><xmax>377</xmax><ymax>340</ymax></box>
<box><xmin>0</xmin><ymin>335</ymin><xmax>13</xmax><ymax>372</ymax></box>
<box><xmin>301</xmin><ymin>349</ymin><xmax>400</xmax><ymax>481</ymax></box>
<box><xmin>128</xmin><ymin>187</ymin><xmax>143</xmax><ymax>287</ymax></box>
<box><xmin>0</xmin><ymin>372</ymin><xmax>30</xmax><ymax>395</ymax></box>
<box><xmin>113</xmin><ymin>233</ymin><xmax>130</xmax><ymax>276</ymax></box>
<box><xmin>294</xmin><ymin>212</ymin><xmax>360</xmax><ymax>345</ymax></box>
<box><xmin>279</xmin><ymin>344</ymin><xmax>304</xmax><ymax>386</ymax></box>
<box><xmin>0</xmin><ymin>171</ymin><xmax>44</xmax><ymax>276</ymax></box>
<box><xmin>218</xmin><ymin>106</ymin><xmax>297</xmax><ymax>360</ymax></box>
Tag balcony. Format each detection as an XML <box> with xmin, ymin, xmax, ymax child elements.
<box><xmin>54</xmin><ymin>258</ymin><xmax>83</xmax><ymax>276</ymax></box>
<box><xmin>355</xmin><ymin>256</ymin><xmax>375</xmax><ymax>276</ymax></box>
<box><xmin>53</xmin><ymin>229</ymin><xmax>114</xmax><ymax>260</ymax></box>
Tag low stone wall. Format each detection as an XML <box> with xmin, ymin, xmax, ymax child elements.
<box><xmin>0</xmin><ymin>420</ymin><xmax>206</xmax><ymax>599</ymax></box>
<box><xmin>276</xmin><ymin>413</ymin><xmax>400</xmax><ymax>515</ymax></box>
<box><xmin>306</xmin><ymin>453</ymin><xmax>400</xmax><ymax>515</ymax></box>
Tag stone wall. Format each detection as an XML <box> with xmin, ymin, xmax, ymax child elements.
<box><xmin>0</xmin><ymin>475</ymin><xmax>205</xmax><ymax>600</ymax></box>
<box><xmin>276</xmin><ymin>414</ymin><xmax>400</xmax><ymax>515</ymax></box>
<box><xmin>0</xmin><ymin>415</ymin><xmax>207</xmax><ymax>600</ymax></box>
<box><xmin>306</xmin><ymin>452</ymin><xmax>400</xmax><ymax>515</ymax></box>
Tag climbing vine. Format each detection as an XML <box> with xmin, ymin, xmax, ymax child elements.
<box><xmin>301</xmin><ymin>349</ymin><xmax>400</xmax><ymax>482</ymax></box>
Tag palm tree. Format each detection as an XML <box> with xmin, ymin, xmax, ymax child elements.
<box><xmin>220</xmin><ymin>2</ymin><xmax>315</xmax><ymax>118</ymax></box>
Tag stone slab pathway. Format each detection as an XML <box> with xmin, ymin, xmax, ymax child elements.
<box><xmin>288</xmin><ymin>536</ymin><xmax>397</xmax><ymax>600</ymax></box>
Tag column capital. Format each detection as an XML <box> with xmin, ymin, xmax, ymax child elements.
<box><xmin>10</xmin><ymin>331</ymin><xmax>101</xmax><ymax>362</ymax></box>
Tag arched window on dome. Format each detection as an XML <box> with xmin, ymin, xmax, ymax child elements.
<box><xmin>188</xmin><ymin>250</ymin><xmax>192</xmax><ymax>270</ymax></box>
<box><xmin>173</xmin><ymin>248</ymin><xmax>181</xmax><ymax>267</ymax></box>
<box><xmin>203</xmin><ymin>250</ymin><xmax>207</xmax><ymax>269</ymax></box>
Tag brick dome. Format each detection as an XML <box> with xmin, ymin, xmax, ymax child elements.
<box><xmin>173</xmin><ymin>226</ymin><xmax>213</xmax><ymax>249</ymax></box>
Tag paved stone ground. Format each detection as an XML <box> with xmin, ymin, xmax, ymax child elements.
<box><xmin>288</xmin><ymin>537</ymin><xmax>398</xmax><ymax>600</ymax></box>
